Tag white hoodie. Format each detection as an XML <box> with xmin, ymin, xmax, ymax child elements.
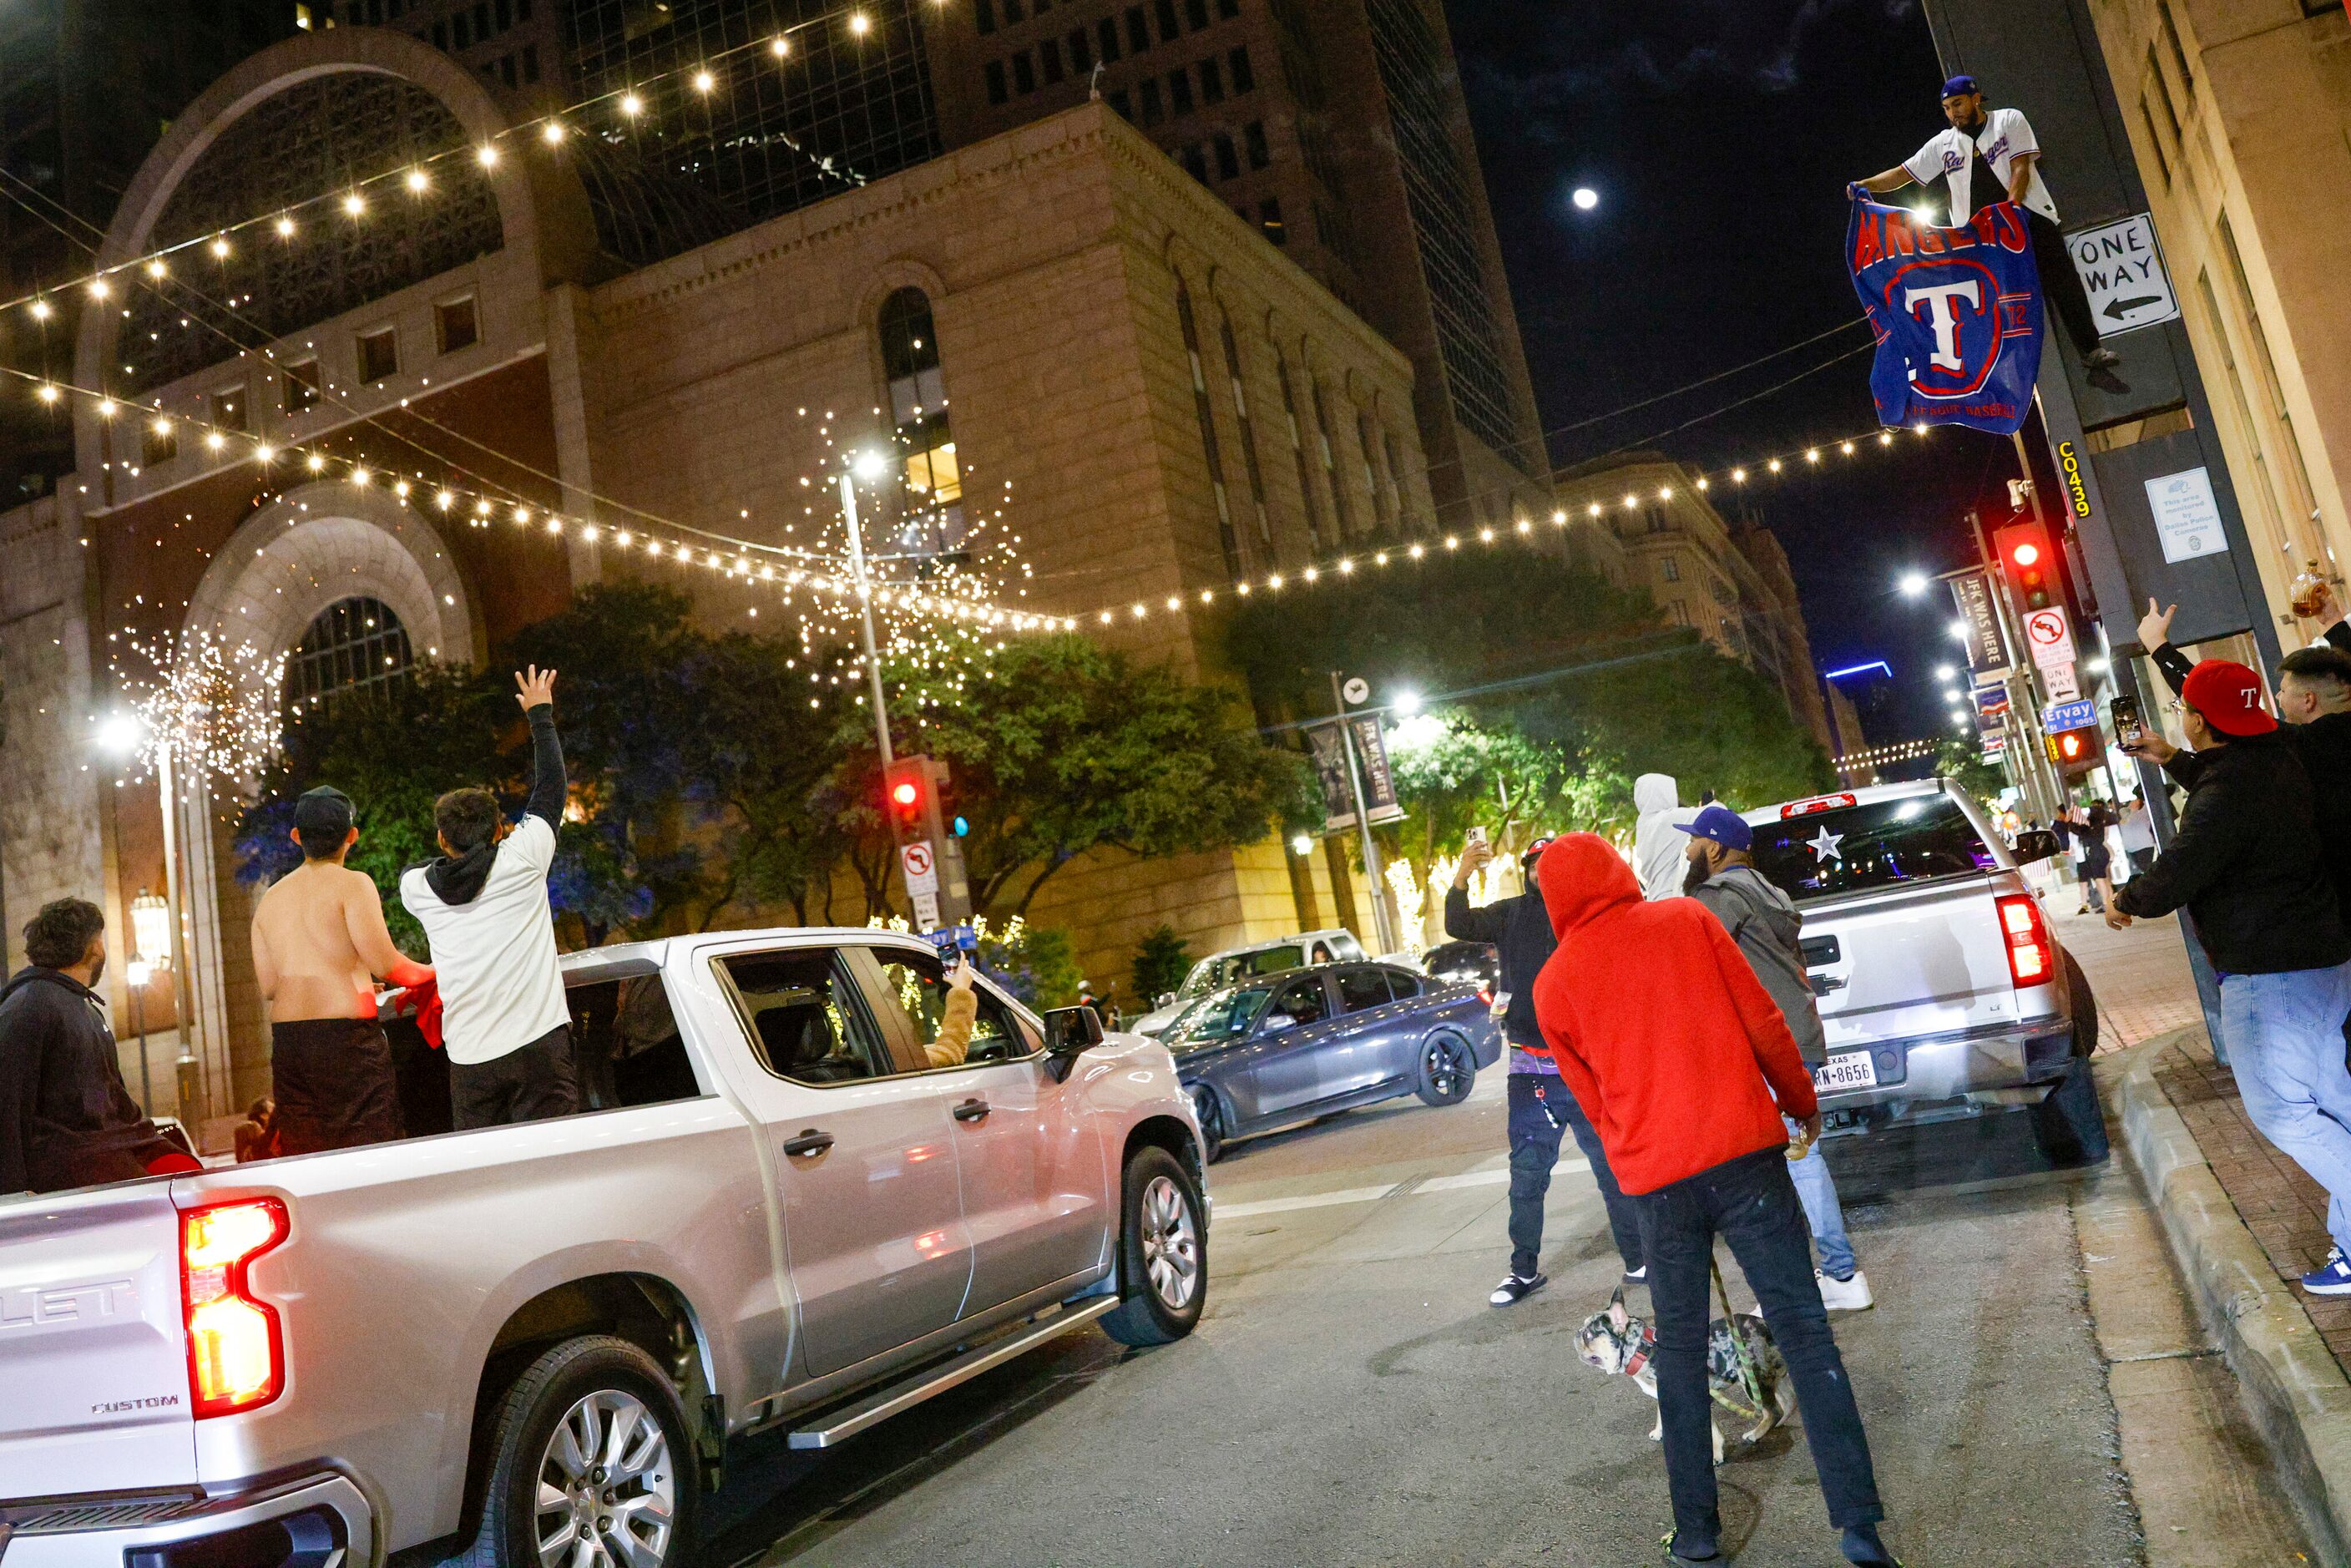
<box><xmin>1631</xmin><ymin>772</ymin><xmax>1701</xmax><ymax>902</ymax></box>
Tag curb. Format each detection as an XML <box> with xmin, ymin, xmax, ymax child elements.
<box><xmin>2116</xmin><ymin>1032</ymin><xmax>2351</xmax><ymax>1567</ymax></box>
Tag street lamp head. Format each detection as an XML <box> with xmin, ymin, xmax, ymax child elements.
<box><xmin>1898</xmin><ymin>571</ymin><xmax>1930</xmax><ymax>597</ymax></box>
<box><xmin>1947</xmin><ymin>620</ymin><xmax>1971</xmax><ymax>642</ymax></box>
<box><xmin>851</xmin><ymin>450</ymin><xmax>889</xmax><ymax>481</ymax></box>
<box><xmin>1934</xmin><ymin>664</ymin><xmax>1957</xmax><ymax>681</ymax></box>
<box><xmin>1570</xmin><ymin>185</ymin><xmax>1599</xmax><ymax>211</ymax></box>
<box><xmin>1289</xmin><ymin>833</ymin><xmax>1313</xmax><ymax>857</ymax></box>
<box><xmin>1393</xmin><ymin>688</ymin><xmax>1422</xmax><ymax>716</ymax></box>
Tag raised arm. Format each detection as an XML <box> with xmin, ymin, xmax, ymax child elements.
<box><xmin>2136</xmin><ymin>599</ymin><xmax>2195</xmax><ymax>695</ymax></box>
<box><xmin>1443</xmin><ymin>839</ymin><xmax>1508</xmax><ymax>943</ymax></box>
<box><xmin>341</xmin><ymin>878</ymin><xmax>432</xmax><ymax>989</ymax></box>
<box><xmin>2113</xmin><ymin>773</ymin><xmax>2248</xmax><ymax>919</ymax></box>
<box><xmin>514</xmin><ymin>665</ymin><xmax>566</xmax><ymax>830</ymax></box>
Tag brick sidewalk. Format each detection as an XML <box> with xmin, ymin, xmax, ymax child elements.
<box><xmin>2054</xmin><ymin>900</ymin><xmax>2351</xmax><ymax>1376</ymax></box>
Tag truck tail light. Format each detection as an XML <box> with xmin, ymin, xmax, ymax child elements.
<box><xmin>1996</xmin><ymin>893</ymin><xmax>2055</xmax><ymax>989</ymax></box>
<box><xmin>181</xmin><ymin>1197</ymin><xmax>289</xmax><ymax>1419</ymax></box>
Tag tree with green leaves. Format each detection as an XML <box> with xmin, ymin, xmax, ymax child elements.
<box><xmin>1130</xmin><ymin>923</ymin><xmax>1192</xmax><ymax>1005</ymax></box>
<box><xmin>869</xmin><ymin>633</ymin><xmax>1321</xmax><ymax>917</ymax></box>
<box><xmin>1935</xmin><ymin>736</ymin><xmax>2008</xmax><ymax>806</ymax></box>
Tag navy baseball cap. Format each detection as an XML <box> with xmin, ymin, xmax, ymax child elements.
<box><xmin>1941</xmin><ymin>73</ymin><xmax>1979</xmax><ymax>99</ymax></box>
<box><xmin>1675</xmin><ymin>804</ymin><xmax>1753</xmax><ymax>852</ymax></box>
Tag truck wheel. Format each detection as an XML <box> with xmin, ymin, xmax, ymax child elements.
<box><xmin>455</xmin><ymin>1335</ymin><xmax>696</xmax><ymax>1568</ymax></box>
<box><xmin>1100</xmin><ymin>1146</ymin><xmax>1207</xmax><ymax>1347</ymax></box>
<box><xmin>1415</xmin><ymin>1032</ymin><xmax>1476</xmax><ymax>1106</ymax></box>
<box><xmin>1189</xmin><ymin>1084</ymin><xmax>1226</xmax><ymax>1165</ymax></box>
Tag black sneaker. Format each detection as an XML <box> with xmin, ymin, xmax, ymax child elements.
<box><xmin>1489</xmin><ymin>1271</ymin><xmax>1547</xmax><ymax>1307</ymax></box>
<box><xmin>1661</xmin><ymin>1529</ymin><xmax>1722</xmax><ymax>1561</ymax></box>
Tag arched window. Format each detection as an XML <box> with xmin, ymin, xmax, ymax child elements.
<box><xmin>1218</xmin><ymin>314</ymin><xmax>1275</xmax><ymax>564</ymax></box>
<box><xmin>877</xmin><ymin>288</ymin><xmax>964</xmax><ymax>555</ymax></box>
<box><xmin>1273</xmin><ymin>350</ymin><xmax>1324</xmax><ymax>554</ymax></box>
<box><xmin>286</xmin><ymin>597</ymin><xmax>413</xmax><ymax>721</ymax></box>
<box><xmin>1176</xmin><ymin>283</ymin><xmax>1241</xmax><ymax>579</ymax></box>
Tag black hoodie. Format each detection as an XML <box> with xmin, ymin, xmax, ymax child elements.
<box><xmin>0</xmin><ymin>967</ymin><xmax>176</xmax><ymax>1194</ymax></box>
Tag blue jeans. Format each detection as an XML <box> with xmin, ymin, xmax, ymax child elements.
<box><xmin>1787</xmin><ymin>1132</ymin><xmax>1858</xmax><ymax>1280</ymax></box>
<box><xmin>1506</xmin><ymin>1071</ymin><xmax>1643</xmax><ymax>1277</ymax></box>
<box><xmin>1631</xmin><ymin>1146</ymin><xmax>1885</xmax><ymax>1549</ymax></box>
<box><xmin>2220</xmin><ymin>962</ymin><xmax>2351</xmax><ymax>1254</ymax></box>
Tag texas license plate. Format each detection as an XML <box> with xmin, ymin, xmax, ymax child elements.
<box><xmin>1812</xmin><ymin>1052</ymin><xmax>1878</xmax><ymax>1093</ymax></box>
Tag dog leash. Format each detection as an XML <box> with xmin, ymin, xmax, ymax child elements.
<box><xmin>1711</xmin><ymin>1257</ymin><xmax>1767</xmax><ymax>1410</ymax></box>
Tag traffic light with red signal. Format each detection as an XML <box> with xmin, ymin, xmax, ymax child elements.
<box><xmin>885</xmin><ymin>756</ymin><xmax>935</xmax><ymax>844</ymax></box>
<box><xmin>2044</xmin><ymin>723</ymin><xmax>2102</xmax><ymax>777</ymax></box>
<box><xmin>1992</xmin><ymin>519</ymin><xmax>2058</xmax><ymax>613</ymax></box>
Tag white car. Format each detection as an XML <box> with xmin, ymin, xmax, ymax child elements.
<box><xmin>1739</xmin><ymin>778</ymin><xmax>2103</xmax><ymax>1158</ymax></box>
<box><xmin>1130</xmin><ymin>928</ymin><xmax>1367</xmax><ymax>1037</ymax></box>
<box><xmin>0</xmin><ymin>927</ymin><xmax>1206</xmax><ymax>1566</ymax></box>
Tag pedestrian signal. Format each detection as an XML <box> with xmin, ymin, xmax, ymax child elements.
<box><xmin>2044</xmin><ymin>724</ymin><xmax>2102</xmax><ymax>777</ymax></box>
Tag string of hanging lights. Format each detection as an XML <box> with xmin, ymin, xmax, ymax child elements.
<box><xmin>0</xmin><ymin>0</ymin><xmax>928</xmax><ymax>325</ymax></box>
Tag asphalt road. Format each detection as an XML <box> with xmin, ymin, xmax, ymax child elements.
<box><xmin>693</xmin><ymin>1065</ymin><xmax>2149</xmax><ymax>1567</ymax></box>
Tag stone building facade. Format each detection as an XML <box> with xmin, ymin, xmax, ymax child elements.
<box><xmin>2086</xmin><ymin>0</ymin><xmax>2351</xmax><ymax>640</ymax></box>
<box><xmin>1552</xmin><ymin>453</ymin><xmax>1836</xmax><ymax>756</ymax></box>
<box><xmin>0</xmin><ymin>26</ymin><xmax>1428</xmax><ymax>1138</ymax></box>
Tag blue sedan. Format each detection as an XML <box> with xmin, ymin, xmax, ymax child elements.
<box><xmin>1162</xmin><ymin>961</ymin><xmax>1503</xmax><ymax>1162</ymax></box>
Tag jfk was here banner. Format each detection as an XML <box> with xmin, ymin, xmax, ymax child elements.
<box><xmin>1847</xmin><ymin>197</ymin><xmax>2044</xmax><ymax>437</ymax></box>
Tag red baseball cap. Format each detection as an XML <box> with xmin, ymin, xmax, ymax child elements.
<box><xmin>2182</xmin><ymin>659</ymin><xmax>2278</xmax><ymax>736</ymax></box>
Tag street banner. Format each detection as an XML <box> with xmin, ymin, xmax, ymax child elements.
<box><xmin>1306</xmin><ymin>717</ymin><xmax>1403</xmax><ymax>832</ymax></box>
<box><xmin>1949</xmin><ymin>572</ymin><xmax>2009</xmax><ymax>674</ymax></box>
<box><xmin>1974</xmin><ymin>682</ymin><xmax>2010</xmax><ymax>720</ymax></box>
<box><xmin>1847</xmin><ymin>197</ymin><xmax>2043</xmax><ymax>435</ymax></box>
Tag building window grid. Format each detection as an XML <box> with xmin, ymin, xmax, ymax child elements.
<box><xmin>1309</xmin><ymin>377</ymin><xmax>1352</xmax><ymax>537</ymax></box>
<box><xmin>1276</xmin><ymin>352</ymin><xmax>1324</xmax><ymax>553</ymax></box>
<box><xmin>2216</xmin><ymin>215</ymin><xmax>2320</xmax><ymax>527</ymax></box>
<box><xmin>1383</xmin><ymin>428</ymin><xmax>1409</xmax><ymax>530</ymax></box>
<box><xmin>1362</xmin><ymin>0</ymin><xmax>1527</xmax><ymax>465</ymax></box>
<box><xmin>286</xmin><ymin>596</ymin><xmax>415</xmax><ymax>720</ymax></box>
<box><xmin>1356</xmin><ymin>411</ymin><xmax>1386</xmax><ymax>531</ymax></box>
<box><xmin>1176</xmin><ymin>286</ymin><xmax>1242</xmax><ymax>577</ymax></box>
<box><xmin>878</xmin><ymin>287</ymin><xmax>965</xmax><ymax>557</ymax></box>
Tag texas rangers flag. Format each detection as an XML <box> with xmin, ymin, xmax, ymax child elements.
<box><xmin>1847</xmin><ymin>196</ymin><xmax>2043</xmax><ymax>436</ymax></box>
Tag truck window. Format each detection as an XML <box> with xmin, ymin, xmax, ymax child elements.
<box><xmin>567</xmin><ymin>974</ymin><xmax>701</xmax><ymax>1110</ymax></box>
<box><xmin>719</xmin><ymin>948</ymin><xmax>895</xmax><ymax>1085</ymax></box>
<box><xmin>858</xmin><ymin>946</ymin><xmax>1034</xmax><ymax>1069</ymax></box>
<box><xmin>1750</xmin><ymin>792</ymin><xmax>1997</xmax><ymax>903</ymax></box>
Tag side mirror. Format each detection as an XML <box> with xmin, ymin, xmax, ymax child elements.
<box><xmin>1041</xmin><ymin>1005</ymin><xmax>1105</xmax><ymax>1082</ymax></box>
<box><xmin>1155</xmin><ymin>991</ymin><xmax>1176</xmax><ymax>1008</ymax></box>
<box><xmin>1259</xmin><ymin>1012</ymin><xmax>1299</xmax><ymax>1036</ymax></box>
<box><xmin>2012</xmin><ymin>828</ymin><xmax>2062</xmax><ymax>867</ymax></box>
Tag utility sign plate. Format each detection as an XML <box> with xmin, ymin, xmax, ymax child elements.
<box><xmin>2024</xmin><ymin>607</ymin><xmax>2076</xmax><ymax>671</ymax></box>
<box><xmin>900</xmin><ymin>842</ymin><xmax>938</xmax><ymax>896</ymax></box>
<box><xmin>2067</xmin><ymin>214</ymin><xmax>2179</xmax><ymax>336</ymax></box>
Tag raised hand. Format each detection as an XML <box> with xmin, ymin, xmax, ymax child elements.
<box><xmin>514</xmin><ymin>665</ymin><xmax>559</xmax><ymax>712</ymax></box>
<box><xmin>2136</xmin><ymin>598</ymin><xmax>2177</xmax><ymax>652</ymax></box>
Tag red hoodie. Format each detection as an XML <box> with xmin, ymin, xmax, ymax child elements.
<box><xmin>1530</xmin><ymin>832</ymin><xmax>1818</xmax><ymax>1196</ymax></box>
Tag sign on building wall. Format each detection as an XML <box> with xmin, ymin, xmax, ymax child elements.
<box><xmin>2146</xmin><ymin>466</ymin><xmax>2229</xmax><ymax>564</ymax></box>
<box><xmin>2055</xmin><ymin>439</ymin><xmax>2092</xmax><ymax>518</ymax></box>
<box><xmin>2067</xmin><ymin>214</ymin><xmax>2180</xmax><ymax>335</ymax></box>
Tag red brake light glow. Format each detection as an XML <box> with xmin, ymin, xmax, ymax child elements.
<box><xmin>1782</xmin><ymin>793</ymin><xmax>1858</xmax><ymax>818</ymax></box>
<box><xmin>181</xmin><ymin>1197</ymin><xmax>289</xmax><ymax>1419</ymax></box>
<box><xmin>1996</xmin><ymin>893</ymin><xmax>2054</xmax><ymax>988</ymax></box>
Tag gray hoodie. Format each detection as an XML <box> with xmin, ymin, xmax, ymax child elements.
<box><xmin>1631</xmin><ymin>772</ymin><xmax>1700</xmax><ymax>903</ymax></box>
<box><xmin>1690</xmin><ymin>865</ymin><xmax>1828</xmax><ymax>1065</ymax></box>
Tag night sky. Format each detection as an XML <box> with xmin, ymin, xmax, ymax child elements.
<box><xmin>1446</xmin><ymin>0</ymin><xmax>2025</xmax><ymax>746</ymax></box>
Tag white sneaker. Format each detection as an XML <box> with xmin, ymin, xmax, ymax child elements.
<box><xmin>1818</xmin><ymin>1268</ymin><xmax>1874</xmax><ymax>1312</ymax></box>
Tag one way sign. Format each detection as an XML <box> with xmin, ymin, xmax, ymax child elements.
<box><xmin>2067</xmin><ymin>213</ymin><xmax>2179</xmax><ymax>336</ymax></box>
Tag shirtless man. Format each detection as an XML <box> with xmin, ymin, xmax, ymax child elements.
<box><xmin>251</xmin><ymin>786</ymin><xmax>432</xmax><ymax>1155</ymax></box>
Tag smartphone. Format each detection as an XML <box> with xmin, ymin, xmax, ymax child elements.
<box><xmin>1466</xmin><ymin>826</ymin><xmax>1488</xmax><ymax>848</ymax></box>
<box><xmin>2111</xmin><ymin>693</ymin><xmax>2144</xmax><ymax>746</ymax></box>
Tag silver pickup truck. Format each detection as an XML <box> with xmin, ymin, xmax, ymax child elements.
<box><xmin>0</xmin><ymin>927</ymin><xmax>1206</xmax><ymax>1568</ymax></box>
<box><xmin>1740</xmin><ymin>778</ymin><xmax>2106</xmax><ymax>1161</ymax></box>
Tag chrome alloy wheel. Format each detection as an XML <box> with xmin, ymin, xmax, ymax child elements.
<box><xmin>1139</xmin><ymin>1172</ymin><xmax>1201</xmax><ymax>1312</ymax></box>
<box><xmin>536</xmin><ymin>1388</ymin><xmax>677</xmax><ymax>1568</ymax></box>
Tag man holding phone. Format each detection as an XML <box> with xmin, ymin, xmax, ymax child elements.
<box><xmin>1448</xmin><ymin>830</ymin><xmax>1645</xmax><ymax>1307</ymax></box>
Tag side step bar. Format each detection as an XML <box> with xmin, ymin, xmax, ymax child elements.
<box><xmin>786</xmin><ymin>1297</ymin><xmax>1119</xmax><ymax>1449</ymax></box>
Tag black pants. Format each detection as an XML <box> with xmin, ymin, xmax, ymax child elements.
<box><xmin>1507</xmin><ymin>1071</ymin><xmax>1643</xmax><ymax>1277</ymax></box>
<box><xmin>1631</xmin><ymin>1146</ymin><xmax>1885</xmax><ymax>1550</ymax></box>
<box><xmin>271</xmin><ymin>1017</ymin><xmax>403</xmax><ymax>1155</ymax></box>
<box><xmin>451</xmin><ymin>1024</ymin><xmax>580</xmax><ymax>1130</ymax></box>
<box><xmin>2026</xmin><ymin>209</ymin><xmax>2105</xmax><ymax>361</ymax></box>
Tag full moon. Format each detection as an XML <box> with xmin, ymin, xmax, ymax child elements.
<box><xmin>1571</xmin><ymin>186</ymin><xmax>1600</xmax><ymax>210</ymax></box>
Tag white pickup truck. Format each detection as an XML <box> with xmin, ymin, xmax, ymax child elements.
<box><xmin>0</xmin><ymin>927</ymin><xmax>1206</xmax><ymax>1568</ymax></box>
<box><xmin>1741</xmin><ymin>778</ymin><xmax>2106</xmax><ymax>1161</ymax></box>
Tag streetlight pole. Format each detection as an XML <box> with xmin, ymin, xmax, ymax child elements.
<box><xmin>1329</xmin><ymin>671</ymin><xmax>1398</xmax><ymax>954</ymax></box>
<box><xmin>838</xmin><ymin>457</ymin><xmax>896</xmax><ymax>775</ymax></box>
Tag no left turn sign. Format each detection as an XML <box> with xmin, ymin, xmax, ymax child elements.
<box><xmin>900</xmin><ymin>842</ymin><xmax>938</xmax><ymax>895</ymax></box>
